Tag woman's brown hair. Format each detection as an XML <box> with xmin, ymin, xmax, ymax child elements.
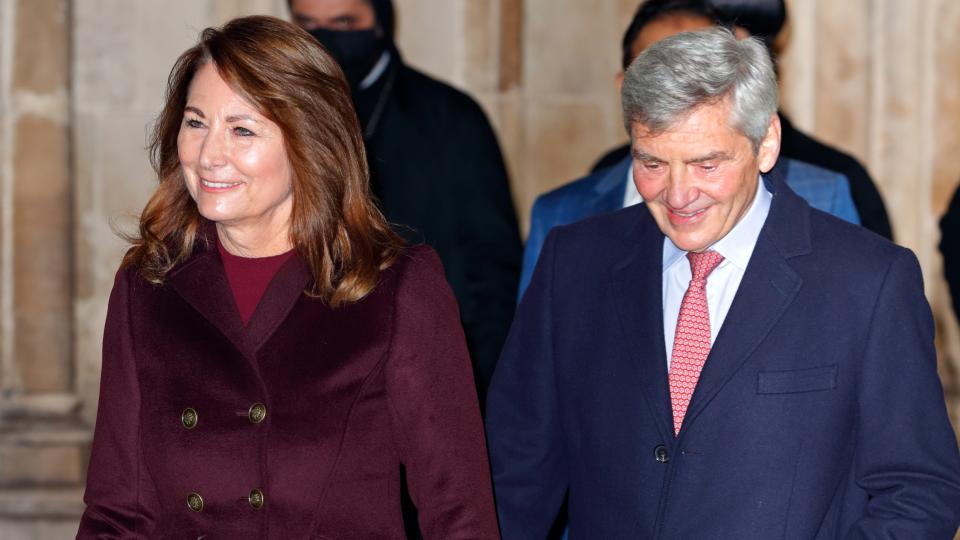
<box><xmin>125</xmin><ymin>15</ymin><xmax>402</xmax><ymax>307</ymax></box>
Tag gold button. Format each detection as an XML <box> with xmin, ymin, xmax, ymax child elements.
<box><xmin>248</xmin><ymin>488</ymin><xmax>264</xmax><ymax>509</ymax></box>
<box><xmin>181</xmin><ymin>407</ymin><xmax>198</xmax><ymax>429</ymax></box>
<box><xmin>248</xmin><ymin>403</ymin><xmax>266</xmax><ymax>424</ymax></box>
<box><xmin>186</xmin><ymin>492</ymin><xmax>204</xmax><ymax>512</ymax></box>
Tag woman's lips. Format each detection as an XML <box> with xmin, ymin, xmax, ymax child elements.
<box><xmin>200</xmin><ymin>178</ymin><xmax>242</xmax><ymax>192</ymax></box>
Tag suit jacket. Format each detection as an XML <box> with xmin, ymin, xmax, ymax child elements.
<box><xmin>78</xmin><ymin>231</ymin><xmax>499</xmax><ymax>539</ymax></box>
<box><xmin>364</xmin><ymin>50</ymin><xmax>522</xmax><ymax>403</ymax></box>
<box><xmin>519</xmin><ymin>156</ymin><xmax>860</xmax><ymax>296</ymax></box>
<box><xmin>487</xmin><ymin>173</ymin><xmax>960</xmax><ymax>538</ymax></box>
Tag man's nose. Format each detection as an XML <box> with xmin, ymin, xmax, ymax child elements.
<box><xmin>665</xmin><ymin>169</ymin><xmax>698</xmax><ymax>210</ymax></box>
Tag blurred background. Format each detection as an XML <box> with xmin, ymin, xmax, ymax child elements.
<box><xmin>0</xmin><ymin>0</ymin><xmax>958</xmax><ymax>536</ymax></box>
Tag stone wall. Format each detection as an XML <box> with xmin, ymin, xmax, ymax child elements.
<box><xmin>0</xmin><ymin>0</ymin><xmax>958</xmax><ymax>537</ymax></box>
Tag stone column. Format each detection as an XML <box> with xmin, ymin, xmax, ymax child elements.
<box><xmin>0</xmin><ymin>0</ymin><xmax>90</xmax><ymax>537</ymax></box>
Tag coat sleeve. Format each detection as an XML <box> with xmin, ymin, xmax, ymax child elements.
<box><xmin>486</xmin><ymin>230</ymin><xmax>569</xmax><ymax>539</ymax></box>
<box><xmin>77</xmin><ymin>268</ymin><xmax>159</xmax><ymax>538</ymax></box>
<box><xmin>385</xmin><ymin>247</ymin><xmax>501</xmax><ymax>539</ymax></box>
<box><xmin>441</xmin><ymin>97</ymin><xmax>522</xmax><ymax>405</ymax></box>
<box><xmin>846</xmin><ymin>249</ymin><xmax>960</xmax><ymax>537</ymax></box>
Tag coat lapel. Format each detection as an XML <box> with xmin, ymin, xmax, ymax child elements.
<box><xmin>167</xmin><ymin>243</ymin><xmax>255</xmax><ymax>361</ymax></box>
<box><xmin>165</xmin><ymin>220</ymin><xmax>315</xmax><ymax>362</ymax></box>
<box><xmin>245</xmin><ymin>254</ymin><xmax>312</xmax><ymax>351</ymax></box>
<box><xmin>609</xmin><ymin>206</ymin><xmax>674</xmax><ymax>441</ymax></box>
<box><xmin>680</xmin><ymin>173</ymin><xmax>811</xmax><ymax>434</ymax></box>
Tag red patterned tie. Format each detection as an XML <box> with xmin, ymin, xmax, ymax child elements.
<box><xmin>669</xmin><ymin>250</ymin><xmax>724</xmax><ymax>435</ymax></box>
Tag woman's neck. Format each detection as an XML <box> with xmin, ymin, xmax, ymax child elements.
<box><xmin>216</xmin><ymin>222</ymin><xmax>293</xmax><ymax>258</ymax></box>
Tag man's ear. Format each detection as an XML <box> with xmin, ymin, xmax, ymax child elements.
<box><xmin>757</xmin><ymin>114</ymin><xmax>782</xmax><ymax>173</ymax></box>
<box><xmin>616</xmin><ymin>71</ymin><xmax>625</xmax><ymax>93</ymax></box>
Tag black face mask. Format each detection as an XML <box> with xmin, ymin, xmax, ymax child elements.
<box><xmin>309</xmin><ymin>28</ymin><xmax>386</xmax><ymax>89</ymax></box>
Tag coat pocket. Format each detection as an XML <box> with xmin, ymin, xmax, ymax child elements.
<box><xmin>757</xmin><ymin>364</ymin><xmax>838</xmax><ymax>394</ymax></box>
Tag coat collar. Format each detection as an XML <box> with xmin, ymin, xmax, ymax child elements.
<box><xmin>166</xmin><ymin>220</ymin><xmax>312</xmax><ymax>362</ymax></box>
<box><xmin>610</xmin><ymin>168</ymin><xmax>810</xmax><ymax>440</ymax></box>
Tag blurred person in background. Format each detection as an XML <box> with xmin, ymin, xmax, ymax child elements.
<box><xmin>289</xmin><ymin>0</ymin><xmax>522</xmax><ymax>406</ymax></box>
<box><xmin>520</xmin><ymin>0</ymin><xmax>860</xmax><ymax>297</ymax></box>
<box><xmin>77</xmin><ymin>16</ymin><xmax>499</xmax><ymax>539</ymax></box>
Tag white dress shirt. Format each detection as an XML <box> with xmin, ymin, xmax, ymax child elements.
<box><xmin>660</xmin><ymin>178</ymin><xmax>772</xmax><ymax>368</ymax></box>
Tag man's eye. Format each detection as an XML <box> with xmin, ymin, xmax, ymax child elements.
<box><xmin>644</xmin><ymin>162</ymin><xmax>663</xmax><ymax>171</ymax></box>
<box><xmin>700</xmin><ymin>164</ymin><xmax>717</xmax><ymax>172</ymax></box>
<box><xmin>330</xmin><ymin>16</ymin><xmax>356</xmax><ymax>30</ymax></box>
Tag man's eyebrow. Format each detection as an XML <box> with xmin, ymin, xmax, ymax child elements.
<box><xmin>632</xmin><ymin>149</ymin><xmax>663</xmax><ymax>162</ymax></box>
<box><xmin>686</xmin><ymin>151</ymin><xmax>732</xmax><ymax>164</ymax></box>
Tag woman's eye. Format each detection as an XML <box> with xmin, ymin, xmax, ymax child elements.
<box><xmin>185</xmin><ymin>118</ymin><xmax>203</xmax><ymax>129</ymax></box>
<box><xmin>234</xmin><ymin>126</ymin><xmax>255</xmax><ymax>137</ymax></box>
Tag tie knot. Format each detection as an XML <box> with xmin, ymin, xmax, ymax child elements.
<box><xmin>687</xmin><ymin>250</ymin><xmax>724</xmax><ymax>282</ymax></box>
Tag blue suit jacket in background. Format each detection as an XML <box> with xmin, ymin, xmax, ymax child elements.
<box><xmin>519</xmin><ymin>156</ymin><xmax>860</xmax><ymax>297</ymax></box>
<box><xmin>487</xmin><ymin>173</ymin><xmax>960</xmax><ymax>538</ymax></box>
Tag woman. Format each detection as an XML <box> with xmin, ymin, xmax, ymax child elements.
<box><xmin>78</xmin><ymin>15</ymin><xmax>499</xmax><ymax>539</ymax></box>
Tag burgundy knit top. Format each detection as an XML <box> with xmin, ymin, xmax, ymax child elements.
<box><xmin>218</xmin><ymin>239</ymin><xmax>296</xmax><ymax>326</ymax></box>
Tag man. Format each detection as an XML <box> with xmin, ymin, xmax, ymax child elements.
<box><xmin>290</xmin><ymin>0</ymin><xmax>522</xmax><ymax>403</ymax></box>
<box><xmin>520</xmin><ymin>0</ymin><xmax>860</xmax><ymax>295</ymax></box>
<box><xmin>487</xmin><ymin>28</ymin><xmax>960</xmax><ymax>537</ymax></box>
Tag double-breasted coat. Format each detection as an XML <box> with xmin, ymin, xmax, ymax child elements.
<box><xmin>78</xmin><ymin>229</ymin><xmax>499</xmax><ymax>539</ymax></box>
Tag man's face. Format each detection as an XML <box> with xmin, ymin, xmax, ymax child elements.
<box><xmin>290</xmin><ymin>0</ymin><xmax>375</xmax><ymax>31</ymax></box>
<box><xmin>631</xmin><ymin>99</ymin><xmax>780</xmax><ymax>252</ymax></box>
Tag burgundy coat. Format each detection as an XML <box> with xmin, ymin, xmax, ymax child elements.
<box><xmin>78</xmin><ymin>234</ymin><xmax>499</xmax><ymax>539</ymax></box>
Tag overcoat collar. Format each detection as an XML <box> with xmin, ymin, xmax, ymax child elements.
<box><xmin>611</xmin><ymin>169</ymin><xmax>810</xmax><ymax>441</ymax></box>
<box><xmin>166</xmin><ymin>220</ymin><xmax>312</xmax><ymax>362</ymax></box>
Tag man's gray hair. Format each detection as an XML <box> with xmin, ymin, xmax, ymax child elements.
<box><xmin>621</xmin><ymin>27</ymin><xmax>778</xmax><ymax>153</ymax></box>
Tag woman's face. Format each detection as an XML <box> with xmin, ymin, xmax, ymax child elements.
<box><xmin>178</xmin><ymin>63</ymin><xmax>293</xmax><ymax>237</ymax></box>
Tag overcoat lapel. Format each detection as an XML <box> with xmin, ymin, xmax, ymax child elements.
<box><xmin>165</xmin><ymin>220</ymin><xmax>315</xmax><ymax>362</ymax></box>
<box><xmin>680</xmin><ymin>174</ymin><xmax>811</xmax><ymax>435</ymax></box>
<box><xmin>245</xmin><ymin>255</ymin><xmax>312</xmax><ymax>351</ymax></box>
<box><xmin>167</xmin><ymin>248</ymin><xmax>255</xmax><ymax>362</ymax></box>
<box><xmin>610</xmin><ymin>207</ymin><xmax>674</xmax><ymax>441</ymax></box>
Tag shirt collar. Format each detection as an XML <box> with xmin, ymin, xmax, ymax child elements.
<box><xmin>662</xmin><ymin>174</ymin><xmax>772</xmax><ymax>273</ymax></box>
